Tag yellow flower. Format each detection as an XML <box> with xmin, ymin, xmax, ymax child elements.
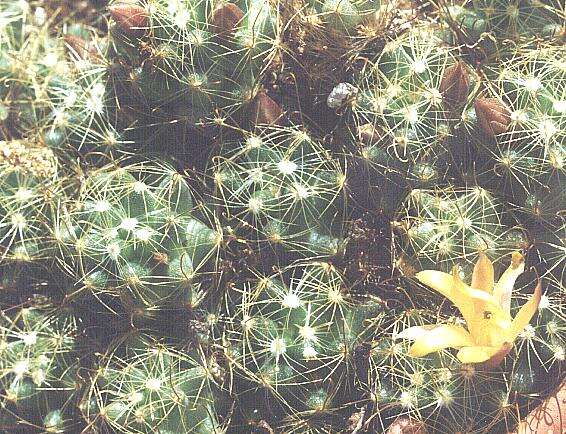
<box><xmin>398</xmin><ymin>252</ymin><xmax>542</xmax><ymax>367</ymax></box>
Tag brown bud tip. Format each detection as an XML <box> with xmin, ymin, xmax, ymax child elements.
<box><xmin>357</xmin><ymin>123</ymin><xmax>382</xmax><ymax>146</ymax></box>
<box><xmin>211</xmin><ymin>2</ymin><xmax>244</xmax><ymax>37</ymax></box>
<box><xmin>483</xmin><ymin>342</ymin><xmax>513</xmax><ymax>369</ymax></box>
<box><xmin>109</xmin><ymin>3</ymin><xmax>148</xmax><ymax>36</ymax></box>
<box><xmin>251</xmin><ymin>90</ymin><xmax>283</xmax><ymax>126</ymax></box>
<box><xmin>65</xmin><ymin>35</ymin><xmax>89</xmax><ymax>58</ymax></box>
<box><xmin>64</xmin><ymin>35</ymin><xmax>101</xmax><ymax>62</ymax></box>
<box><xmin>440</xmin><ymin>61</ymin><xmax>469</xmax><ymax>113</ymax></box>
<box><xmin>152</xmin><ymin>252</ymin><xmax>169</xmax><ymax>265</ymax></box>
<box><xmin>387</xmin><ymin>417</ymin><xmax>427</xmax><ymax>434</ymax></box>
<box><xmin>474</xmin><ymin>97</ymin><xmax>511</xmax><ymax>139</ymax></box>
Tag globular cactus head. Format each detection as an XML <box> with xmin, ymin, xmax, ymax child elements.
<box><xmin>58</xmin><ymin>159</ymin><xmax>222</xmax><ymax>319</ymax></box>
<box><xmin>0</xmin><ymin>140</ymin><xmax>63</xmax><ymax>290</ymax></box>
<box><xmin>80</xmin><ymin>334</ymin><xmax>222</xmax><ymax>433</ymax></box>
<box><xmin>438</xmin><ymin>0</ymin><xmax>566</xmax><ymax>46</ymax></box>
<box><xmin>107</xmin><ymin>0</ymin><xmax>279</xmax><ymax>127</ymax></box>
<box><xmin>221</xmin><ymin>261</ymin><xmax>381</xmax><ymax>427</ymax></box>
<box><xmin>347</xmin><ymin>25</ymin><xmax>481</xmax><ymax>213</ymax></box>
<box><xmin>468</xmin><ymin>46</ymin><xmax>565</xmax><ymax>222</ymax></box>
<box><xmin>394</xmin><ymin>186</ymin><xmax>529</xmax><ymax>275</ymax></box>
<box><xmin>0</xmin><ymin>301</ymin><xmax>82</xmax><ymax>433</ymax></box>
<box><xmin>212</xmin><ymin>125</ymin><xmax>347</xmax><ymax>260</ymax></box>
<box><xmin>304</xmin><ymin>0</ymin><xmax>382</xmax><ymax>34</ymax></box>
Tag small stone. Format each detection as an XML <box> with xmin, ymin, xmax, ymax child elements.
<box><xmin>327</xmin><ymin>82</ymin><xmax>358</xmax><ymax>109</ymax></box>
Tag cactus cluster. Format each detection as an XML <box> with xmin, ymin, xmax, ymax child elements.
<box><xmin>0</xmin><ymin>0</ymin><xmax>564</xmax><ymax>433</ymax></box>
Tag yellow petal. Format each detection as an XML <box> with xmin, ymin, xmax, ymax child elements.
<box><xmin>509</xmin><ymin>280</ymin><xmax>542</xmax><ymax>341</ymax></box>
<box><xmin>458</xmin><ymin>343</ymin><xmax>513</xmax><ymax>367</ymax></box>
<box><xmin>397</xmin><ymin>325</ymin><xmax>437</xmax><ymax>340</ymax></box>
<box><xmin>416</xmin><ymin>268</ymin><xmax>509</xmax><ymax>335</ymax></box>
<box><xmin>456</xmin><ymin>272</ymin><xmax>509</xmax><ymax>320</ymax></box>
<box><xmin>471</xmin><ymin>252</ymin><xmax>494</xmax><ymax>293</ymax></box>
<box><xmin>403</xmin><ymin>324</ymin><xmax>474</xmax><ymax>357</ymax></box>
<box><xmin>456</xmin><ymin>346</ymin><xmax>502</xmax><ymax>363</ymax></box>
<box><xmin>448</xmin><ymin>268</ymin><xmax>508</xmax><ymax>323</ymax></box>
<box><xmin>493</xmin><ymin>251</ymin><xmax>525</xmax><ymax>314</ymax></box>
<box><xmin>415</xmin><ymin>269</ymin><xmax>469</xmax><ymax>308</ymax></box>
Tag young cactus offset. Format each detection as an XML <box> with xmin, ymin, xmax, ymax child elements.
<box><xmin>212</xmin><ymin>126</ymin><xmax>347</xmax><ymax>260</ymax></box>
<box><xmin>531</xmin><ymin>220</ymin><xmax>565</xmax><ymax>284</ymax></box>
<box><xmin>49</xmin><ymin>29</ymin><xmax>126</xmax><ymax>155</ymax></box>
<box><xmin>221</xmin><ymin>261</ymin><xmax>380</xmax><ymax>429</ymax></box>
<box><xmin>303</xmin><ymin>0</ymin><xmax>382</xmax><ymax>35</ymax></box>
<box><xmin>0</xmin><ymin>6</ymin><xmax>70</xmax><ymax>138</ymax></box>
<box><xmin>352</xmin><ymin>25</ymin><xmax>475</xmax><ymax>161</ymax></box>
<box><xmin>509</xmin><ymin>274</ymin><xmax>565</xmax><ymax>400</ymax></box>
<box><xmin>0</xmin><ymin>3</ymin><xmax>125</xmax><ymax>155</ymax></box>
<box><xmin>395</xmin><ymin>185</ymin><xmax>528</xmax><ymax>273</ymax></box>
<box><xmin>0</xmin><ymin>140</ymin><xmax>63</xmax><ymax>290</ymax></box>
<box><xmin>348</xmin><ymin>25</ymin><xmax>477</xmax><ymax>211</ymax></box>
<box><xmin>469</xmin><ymin>46</ymin><xmax>565</xmax><ymax>222</ymax></box>
<box><xmin>436</xmin><ymin>0</ymin><xmax>566</xmax><ymax>46</ymax></box>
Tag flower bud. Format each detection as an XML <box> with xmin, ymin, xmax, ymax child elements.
<box><xmin>211</xmin><ymin>2</ymin><xmax>245</xmax><ymax>37</ymax></box>
<box><xmin>474</xmin><ymin>97</ymin><xmax>511</xmax><ymax>138</ymax></box>
<box><xmin>108</xmin><ymin>3</ymin><xmax>148</xmax><ymax>36</ymax></box>
<box><xmin>251</xmin><ymin>90</ymin><xmax>283</xmax><ymax>126</ymax></box>
<box><xmin>64</xmin><ymin>35</ymin><xmax>101</xmax><ymax>62</ymax></box>
<box><xmin>440</xmin><ymin>61</ymin><xmax>469</xmax><ymax>113</ymax></box>
<box><xmin>357</xmin><ymin>123</ymin><xmax>383</xmax><ymax>146</ymax></box>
